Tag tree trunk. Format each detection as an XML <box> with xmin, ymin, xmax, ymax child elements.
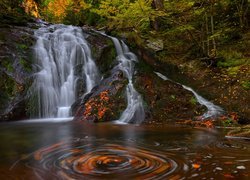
<box><xmin>211</xmin><ymin>14</ymin><xmax>216</xmax><ymax>52</ymax></box>
<box><xmin>152</xmin><ymin>0</ymin><xmax>164</xmax><ymax>9</ymax></box>
<box><xmin>210</xmin><ymin>1</ymin><xmax>216</xmax><ymax>56</ymax></box>
<box><xmin>151</xmin><ymin>0</ymin><xmax>164</xmax><ymax>31</ymax></box>
<box><xmin>236</xmin><ymin>0</ymin><xmax>249</xmax><ymax>29</ymax></box>
<box><xmin>201</xmin><ymin>19</ymin><xmax>205</xmax><ymax>55</ymax></box>
<box><xmin>205</xmin><ymin>12</ymin><xmax>210</xmax><ymax>56</ymax></box>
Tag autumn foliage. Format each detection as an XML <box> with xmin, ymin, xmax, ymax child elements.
<box><xmin>22</xmin><ymin>0</ymin><xmax>39</xmax><ymax>18</ymax></box>
<box><xmin>83</xmin><ymin>90</ymin><xmax>114</xmax><ymax>121</ymax></box>
<box><xmin>177</xmin><ymin>112</ymin><xmax>240</xmax><ymax>128</ymax></box>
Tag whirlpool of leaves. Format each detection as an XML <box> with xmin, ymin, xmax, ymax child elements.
<box><xmin>12</xmin><ymin>138</ymin><xmax>188</xmax><ymax>179</ymax></box>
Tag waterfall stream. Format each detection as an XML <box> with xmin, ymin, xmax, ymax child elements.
<box><xmin>154</xmin><ymin>72</ymin><xmax>223</xmax><ymax>119</ymax></box>
<box><xmin>111</xmin><ymin>37</ymin><xmax>145</xmax><ymax>124</ymax></box>
<box><xmin>31</xmin><ymin>24</ymin><xmax>99</xmax><ymax>118</ymax></box>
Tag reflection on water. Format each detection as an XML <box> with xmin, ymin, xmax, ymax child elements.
<box><xmin>0</xmin><ymin>121</ymin><xmax>249</xmax><ymax>179</ymax></box>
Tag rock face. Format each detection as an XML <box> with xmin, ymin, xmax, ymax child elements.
<box><xmin>74</xmin><ymin>68</ymin><xmax>127</xmax><ymax>122</ymax></box>
<box><xmin>135</xmin><ymin>67</ymin><xmax>206</xmax><ymax>124</ymax></box>
<box><xmin>0</xmin><ymin>24</ymin><xmax>208</xmax><ymax>123</ymax></box>
<box><xmin>0</xmin><ymin>24</ymin><xmax>35</xmax><ymax>121</ymax></box>
<box><xmin>73</xmin><ymin>30</ymin><xmax>127</xmax><ymax>122</ymax></box>
<box><xmin>146</xmin><ymin>39</ymin><xmax>164</xmax><ymax>52</ymax></box>
<box><xmin>73</xmin><ymin>30</ymin><xmax>206</xmax><ymax>123</ymax></box>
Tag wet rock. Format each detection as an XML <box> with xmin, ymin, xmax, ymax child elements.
<box><xmin>85</xmin><ymin>30</ymin><xmax>117</xmax><ymax>75</ymax></box>
<box><xmin>134</xmin><ymin>70</ymin><xmax>206</xmax><ymax>124</ymax></box>
<box><xmin>73</xmin><ymin>69</ymin><xmax>127</xmax><ymax>122</ymax></box>
<box><xmin>227</xmin><ymin>125</ymin><xmax>250</xmax><ymax>139</ymax></box>
<box><xmin>72</xmin><ymin>30</ymin><xmax>127</xmax><ymax>122</ymax></box>
<box><xmin>73</xmin><ymin>32</ymin><xmax>206</xmax><ymax>124</ymax></box>
<box><xmin>0</xmin><ymin>25</ymin><xmax>35</xmax><ymax>121</ymax></box>
<box><xmin>146</xmin><ymin>39</ymin><xmax>164</xmax><ymax>52</ymax></box>
<box><xmin>74</xmin><ymin>64</ymin><xmax>86</xmax><ymax>98</ymax></box>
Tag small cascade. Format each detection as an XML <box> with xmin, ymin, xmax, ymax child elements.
<box><xmin>31</xmin><ymin>24</ymin><xmax>99</xmax><ymax>118</ymax></box>
<box><xmin>154</xmin><ymin>72</ymin><xmax>223</xmax><ymax>119</ymax></box>
<box><xmin>111</xmin><ymin>37</ymin><xmax>145</xmax><ymax>124</ymax></box>
<box><xmin>181</xmin><ymin>85</ymin><xmax>223</xmax><ymax>118</ymax></box>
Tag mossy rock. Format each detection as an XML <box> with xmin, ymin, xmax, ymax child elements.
<box><xmin>134</xmin><ymin>71</ymin><xmax>206</xmax><ymax>124</ymax></box>
<box><xmin>227</xmin><ymin>125</ymin><xmax>250</xmax><ymax>139</ymax></box>
<box><xmin>74</xmin><ymin>70</ymin><xmax>127</xmax><ymax>122</ymax></box>
<box><xmin>0</xmin><ymin>24</ymin><xmax>35</xmax><ymax>121</ymax></box>
<box><xmin>85</xmin><ymin>30</ymin><xmax>117</xmax><ymax>75</ymax></box>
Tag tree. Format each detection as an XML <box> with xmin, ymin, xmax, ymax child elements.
<box><xmin>92</xmin><ymin>0</ymin><xmax>162</xmax><ymax>33</ymax></box>
<box><xmin>22</xmin><ymin>0</ymin><xmax>40</xmax><ymax>18</ymax></box>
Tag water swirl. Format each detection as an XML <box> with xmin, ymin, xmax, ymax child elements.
<box><xmin>14</xmin><ymin>138</ymin><xmax>188</xmax><ymax>179</ymax></box>
<box><xmin>7</xmin><ymin>133</ymin><xmax>250</xmax><ymax>179</ymax></box>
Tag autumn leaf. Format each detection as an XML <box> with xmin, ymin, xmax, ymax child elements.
<box><xmin>192</xmin><ymin>163</ymin><xmax>201</xmax><ymax>169</ymax></box>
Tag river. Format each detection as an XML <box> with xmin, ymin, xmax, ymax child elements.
<box><xmin>0</xmin><ymin>120</ymin><xmax>249</xmax><ymax>179</ymax></box>
<box><xmin>1</xmin><ymin>23</ymin><xmax>249</xmax><ymax>179</ymax></box>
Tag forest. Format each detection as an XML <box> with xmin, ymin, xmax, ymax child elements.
<box><xmin>1</xmin><ymin>0</ymin><xmax>249</xmax><ymax>119</ymax></box>
<box><xmin>1</xmin><ymin>0</ymin><xmax>249</xmax><ymax>66</ymax></box>
<box><xmin>0</xmin><ymin>0</ymin><xmax>250</xmax><ymax>178</ymax></box>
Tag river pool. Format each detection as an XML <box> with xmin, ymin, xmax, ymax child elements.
<box><xmin>0</xmin><ymin>120</ymin><xmax>249</xmax><ymax>179</ymax></box>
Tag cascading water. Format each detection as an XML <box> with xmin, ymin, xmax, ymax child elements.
<box><xmin>31</xmin><ymin>24</ymin><xmax>99</xmax><ymax>118</ymax></box>
<box><xmin>154</xmin><ymin>72</ymin><xmax>223</xmax><ymax>119</ymax></box>
<box><xmin>111</xmin><ymin>37</ymin><xmax>145</xmax><ymax>124</ymax></box>
<box><xmin>181</xmin><ymin>85</ymin><xmax>223</xmax><ymax>118</ymax></box>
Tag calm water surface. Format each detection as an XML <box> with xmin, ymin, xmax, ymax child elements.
<box><xmin>0</xmin><ymin>120</ymin><xmax>249</xmax><ymax>179</ymax></box>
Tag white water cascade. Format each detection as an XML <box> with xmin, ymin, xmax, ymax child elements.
<box><xmin>154</xmin><ymin>72</ymin><xmax>223</xmax><ymax>119</ymax></box>
<box><xmin>111</xmin><ymin>37</ymin><xmax>145</xmax><ymax>124</ymax></box>
<box><xmin>31</xmin><ymin>24</ymin><xmax>99</xmax><ymax>118</ymax></box>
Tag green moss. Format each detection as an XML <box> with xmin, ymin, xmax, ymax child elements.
<box><xmin>190</xmin><ymin>97</ymin><xmax>197</xmax><ymax>105</ymax></box>
<box><xmin>241</xmin><ymin>81</ymin><xmax>250</xmax><ymax>90</ymax></box>
<box><xmin>227</xmin><ymin>66</ymin><xmax>240</xmax><ymax>76</ymax></box>
<box><xmin>217</xmin><ymin>50</ymin><xmax>247</xmax><ymax>68</ymax></box>
<box><xmin>0</xmin><ymin>74</ymin><xmax>16</xmax><ymax>97</ymax></box>
<box><xmin>217</xmin><ymin>58</ymin><xmax>247</xmax><ymax>68</ymax></box>
<box><xmin>222</xmin><ymin>118</ymin><xmax>234</xmax><ymax>127</ymax></box>
<box><xmin>20</xmin><ymin>58</ymin><xmax>32</xmax><ymax>72</ymax></box>
<box><xmin>17</xmin><ymin>43</ymin><xmax>29</xmax><ymax>50</ymax></box>
<box><xmin>1</xmin><ymin>58</ymin><xmax>14</xmax><ymax>72</ymax></box>
<box><xmin>170</xmin><ymin>95</ymin><xmax>176</xmax><ymax>100</ymax></box>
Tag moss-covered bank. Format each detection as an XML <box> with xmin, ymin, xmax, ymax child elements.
<box><xmin>119</xmin><ymin>30</ymin><xmax>250</xmax><ymax>125</ymax></box>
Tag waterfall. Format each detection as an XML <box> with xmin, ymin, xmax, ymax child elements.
<box><xmin>111</xmin><ymin>37</ymin><xmax>145</xmax><ymax>124</ymax></box>
<box><xmin>31</xmin><ymin>24</ymin><xmax>99</xmax><ymax>118</ymax></box>
<box><xmin>181</xmin><ymin>85</ymin><xmax>223</xmax><ymax>118</ymax></box>
<box><xmin>154</xmin><ymin>72</ymin><xmax>223</xmax><ymax>119</ymax></box>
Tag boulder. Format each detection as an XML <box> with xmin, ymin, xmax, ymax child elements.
<box><xmin>146</xmin><ymin>39</ymin><xmax>164</xmax><ymax>52</ymax></box>
<box><xmin>73</xmin><ymin>68</ymin><xmax>127</xmax><ymax>122</ymax></box>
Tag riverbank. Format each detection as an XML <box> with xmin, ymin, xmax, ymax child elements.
<box><xmin>114</xmin><ymin>30</ymin><xmax>250</xmax><ymax>126</ymax></box>
<box><xmin>0</xmin><ymin>16</ymin><xmax>249</xmax><ymax>132</ymax></box>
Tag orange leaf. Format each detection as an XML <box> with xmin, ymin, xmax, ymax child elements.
<box><xmin>192</xmin><ymin>163</ymin><xmax>201</xmax><ymax>169</ymax></box>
